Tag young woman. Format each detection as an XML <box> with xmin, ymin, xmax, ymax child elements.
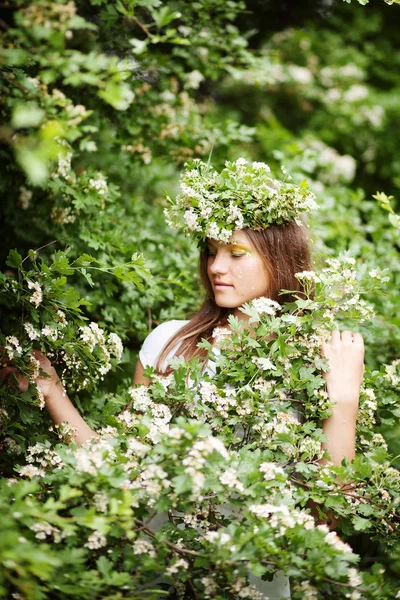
<box><xmin>8</xmin><ymin>159</ymin><xmax>365</xmax><ymax>598</ymax></box>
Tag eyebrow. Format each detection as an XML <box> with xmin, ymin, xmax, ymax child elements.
<box><xmin>206</xmin><ymin>239</ymin><xmax>249</xmax><ymax>248</ymax></box>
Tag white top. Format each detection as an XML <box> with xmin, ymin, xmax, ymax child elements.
<box><xmin>139</xmin><ymin>320</ymin><xmax>189</xmax><ymax>371</ymax></box>
<box><xmin>138</xmin><ymin>320</ymin><xmax>291</xmax><ymax>599</ymax></box>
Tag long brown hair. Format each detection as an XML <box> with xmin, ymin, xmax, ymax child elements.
<box><xmin>156</xmin><ymin>221</ymin><xmax>312</xmax><ymax>373</ymax></box>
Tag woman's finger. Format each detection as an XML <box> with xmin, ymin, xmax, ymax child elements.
<box><xmin>341</xmin><ymin>330</ymin><xmax>353</xmax><ymax>344</ymax></box>
<box><xmin>330</xmin><ymin>329</ymin><xmax>341</xmax><ymax>348</ymax></box>
<box><xmin>352</xmin><ymin>332</ymin><xmax>364</xmax><ymax>346</ymax></box>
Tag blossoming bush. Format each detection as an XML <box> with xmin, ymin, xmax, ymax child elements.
<box><xmin>1</xmin><ymin>0</ymin><xmax>400</xmax><ymax>596</ymax></box>
<box><xmin>2</xmin><ymin>263</ymin><xmax>400</xmax><ymax>598</ymax></box>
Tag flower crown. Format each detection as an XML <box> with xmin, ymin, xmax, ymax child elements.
<box><xmin>164</xmin><ymin>158</ymin><xmax>318</xmax><ymax>244</ymax></box>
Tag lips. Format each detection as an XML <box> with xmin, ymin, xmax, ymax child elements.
<box><xmin>214</xmin><ymin>281</ymin><xmax>233</xmax><ymax>288</ymax></box>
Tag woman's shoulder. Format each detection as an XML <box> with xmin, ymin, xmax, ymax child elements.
<box><xmin>139</xmin><ymin>320</ymin><xmax>190</xmax><ymax>369</ymax></box>
<box><xmin>147</xmin><ymin>319</ymin><xmax>190</xmax><ymax>340</ymax></box>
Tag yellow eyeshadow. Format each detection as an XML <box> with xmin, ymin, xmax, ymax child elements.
<box><xmin>207</xmin><ymin>244</ymin><xmax>251</xmax><ymax>254</ymax></box>
<box><xmin>230</xmin><ymin>244</ymin><xmax>252</xmax><ymax>254</ymax></box>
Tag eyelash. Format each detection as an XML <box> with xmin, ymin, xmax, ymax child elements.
<box><xmin>207</xmin><ymin>251</ymin><xmax>245</xmax><ymax>259</ymax></box>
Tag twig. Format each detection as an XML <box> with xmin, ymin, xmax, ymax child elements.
<box><xmin>21</xmin><ymin>235</ymin><xmax>73</xmax><ymax>265</ymax></box>
<box><xmin>134</xmin><ymin>518</ymin><xmax>204</xmax><ymax>557</ymax></box>
<box><xmin>186</xmin><ymin>577</ymin><xmax>199</xmax><ymax>600</ymax></box>
<box><xmin>132</xmin><ymin>15</ymin><xmax>153</xmax><ymax>38</ymax></box>
<box><xmin>0</xmin><ymin>71</ymin><xmax>27</xmax><ymax>93</ymax></box>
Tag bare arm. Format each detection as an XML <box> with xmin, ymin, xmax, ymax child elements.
<box><xmin>133</xmin><ymin>358</ymin><xmax>151</xmax><ymax>387</ymax></box>
<box><xmin>321</xmin><ymin>330</ymin><xmax>364</xmax><ymax>465</ymax></box>
<box><xmin>9</xmin><ymin>350</ymin><xmax>97</xmax><ymax>446</ymax></box>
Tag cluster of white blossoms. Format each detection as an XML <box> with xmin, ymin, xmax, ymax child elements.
<box><xmin>132</xmin><ymin>538</ymin><xmax>156</xmax><ymax>558</ymax></box>
<box><xmin>384</xmin><ymin>359</ymin><xmax>400</xmax><ymax>387</ymax></box>
<box><xmin>88</xmin><ymin>172</ymin><xmax>108</xmax><ymax>196</ymax></box>
<box><xmin>27</xmin><ymin>281</ymin><xmax>43</xmax><ymax>307</ymax></box>
<box><xmin>73</xmin><ymin>439</ymin><xmax>115</xmax><ymax>476</ymax></box>
<box><xmin>93</xmin><ymin>492</ymin><xmax>108</xmax><ymax>513</ymax></box>
<box><xmin>295</xmin><ymin>270</ymin><xmax>321</xmax><ymax>283</ymax></box>
<box><xmin>253</xmin><ymin>412</ymin><xmax>300</xmax><ymax>449</ymax></box>
<box><xmin>85</xmin><ymin>530</ymin><xmax>107</xmax><ymax>549</ymax></box>
<box><xmin>24</xmin><ymin>323</ymin><xmax>40</xmax><ymax>340</ymax></box>
<box><xmin>199</xmin><ymin>381</ymin><xmax>237</xmax><ymax>418</ymax></box>
<box><xmin>133</xmin><ymin>463</ymin><xmax>170</xmax><ymax>507</ymax></box>
<box><xmin>4</xmin><ymin>436</ymin><xmax>23</xmax><ymax>455</ymax></box>
<box><xmin>79</xmin><ymin>322</ymin><xmax>105</xmax><ymax>352</ymax></box>
<box><xmin>165</xmin><ymin>158</ymin><xmax>318</xmax><ymax>244</ymax></box>
<box><xmin>5</xmin><ymin>335</ymin><xmax>22</xmax><ymax>360</ymax></box>
<box><xmin>299</xmin><ymin>580</ymin><xmax>318</xmax><ymax>599</ymax></box>
<box><xmin>317</xmin><ymin>524</ymin><xmax>353</xmax><ymax>554</ymax></box>
<box><xmin>259</xmin><ymin>461</ymin><xmax>286</xmax><ymax>481</ymax></box>
<box><xmin>165</xmin><ymin>558</ymin><xmax>189</xmax><ymax>576</ymax></box>
<box><xmin>18</xmin><ymin>464</ymin><xmax>45</xmax><ymax>479</ymax></box>
<box><xmin>26</xmin><ymin>442</ymin><xmax>63</xmax><ymax>470</ymax></box>
<box><xmin>127</xmin><ymin>385</ymin><xmax>172</xmax><ymax>443</ymax></box>
<box><xmin>211</xmin><ymin>326</ymin><xmax>231</xmax><ymax>348</ymax></box>
<box><xmin>229</xmin><ymin>576</ymin><xmax>265</xmax><ymax>600</ymax></box>
<box><xmin>19</xmin><ymin>186</ymin><xmax>32</xmax><ymax>210</ymax></box>
<box><xmin>78</xmin><ymin>322</ymin><xmax>123</xmax><ymax>379</ymax></box>
<box><xmin>57</xmin><ymin>151</ymin><xmax>73</xmax><ymax>178</ymax></box>
<box><xmin>182</xmin><ymin>436</ymin><xmax>230</xmax><ymax>496</ymax></box>
<box><xmin>219</xmin><ymin>467</ymin><xmax>245</xmax><ymax>493</ymax></box>
<box><xmin>250</xmin><ymin>503</ymin><xmax>315</xmax><ymax>534</ymax></box>
<box><xmin>357</xmin><ymin>387</ymin><xmax>378</xmax><ymax>429</ymax></box>
<box><xmin>30</xmin><ymin>522</ymin><xmax>65</xmax><ymax>543</ymax></box>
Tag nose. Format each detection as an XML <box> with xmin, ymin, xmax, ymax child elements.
<box><xmin>208</xmin><ymin>250</ymin><xmax>229</xmax><ymax>275</ymax></box>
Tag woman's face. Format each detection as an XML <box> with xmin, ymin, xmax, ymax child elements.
<box><xmin>206</xmin><ymin>230</ymin><xmax>270</xmax><ymax>313</ymax></box>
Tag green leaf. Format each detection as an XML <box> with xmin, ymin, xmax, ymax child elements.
<box><xmin>12</xmin><ymin>103</ymin><xmax>45</xmax><ymax>129</ymax></box>
<box><xmin>6</xmin><ymin>249</ymin><xmax>22</xmax><ymax>270</ymax></box>
<box><xmin>353</xmin><ymin>515</ymin><xmax>371</xmax><ymax>531</ymax></box>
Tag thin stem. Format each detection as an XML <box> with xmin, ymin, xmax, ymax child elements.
<box><xmin>21</xmin><ymin>235</ymin><xmax>73</xmax><ymax>265</ymax></box>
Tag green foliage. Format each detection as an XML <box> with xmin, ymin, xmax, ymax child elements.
<box><xmin>1</xmin><ymin>0</ymin><xmax>400</xmax><ymax>597</ymax></box>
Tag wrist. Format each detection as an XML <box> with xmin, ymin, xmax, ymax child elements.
<box><xmin>325</xmin><ymin>402</ymin><xmax>358</xmax><ymax>424</ymax></box>
<box><xmin>44</xmin><ymin>376</ymin><xmax>66</xmax><ymax>405</ymax></box>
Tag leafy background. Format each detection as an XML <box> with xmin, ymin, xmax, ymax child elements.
<box><xmin>0</xmin><ymin>0</ymin><xmax>399</xmax><ymax>597</ymax></box>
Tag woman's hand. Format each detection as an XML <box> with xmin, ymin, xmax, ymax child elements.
<box><xmin>320</xmin><ymin>330</ymin><xmax>364</xmax><ymax>466</ymax></box>
<box><xmin>322</xmin><ymin>330</ymin><xmax>364</xmax><ymax>413</ymax></box>
<box><xmin>0</xmin><ymin>349</ymin><xmax>60</xmax><ymax>401</ymax></box>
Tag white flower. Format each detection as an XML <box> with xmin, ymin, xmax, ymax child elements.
<box><xmin>165</xmin><ymin>558</ymin><xmax>189</xmax><ymax>575</ymax></box>
<box><xmin>88</xmin><ymin>172</ymin><xmax>108</xmax><ymax>196</ymax></box>
<box><xmin>184</xmin><ymin>208</ymin><xmax>201</xmax><ymax>231</ymax></box>
<box><xmin>219</xmin><ymin>467</ymin><xmax>245</xmax><ymax>493</ymax></box>
<box><xmin>41</xmin><ymin>325</ymin><xmax>58</xmax><ymax>341</ymax></box>
<box><xmin>19</xmin><ymin>186</ymin><xmax>32</xmax><ymax>209</ymax></box>
<box><xmin>344</xmin><ymin>84</ymin><xmax>368</xmax><ymax>102</ymax></box>
<box><xmin>93</xmin><ymin>493</ymin><xmax>108</xmax><ymax>513</ymax></box>
<box><xmin>85</xmin><ymin>530</ymin><xmax>106</xmax><ymax>549</ymax></box>
<box><xmin>322</xmin><ymin>529</ymin><xmax>353</xmax><ymax>554</ymax></box>
<box><xmin>252</xmin><ymin>161</ymin><xmax>271</xmax><ymax>172</ymax></box>
<box><xmin>5</xmin><ymin>336</ymin><xmax>22</xmax><ymax>360</ymax></box>
<box><xmin>347</xmin><ymin>568</ymin><xmax>362</xmax><ymax>587</ymax></box>
<box><xmin>185</xmin><ymin>70</ymin><xmax>204</xmax><ymax>89</ymax></box>
<box><xmin>288</xmin><ymin>65</ymin><xmax>313</xmax><ymax>84</ymax></box>
<box><xmin>251</xmin><ymin>296</ymin><xmax>281</xmax><ymax>315</ymax></box>
<box><xmin>299</xmin><ymin>580</ymin><xmax>318</xmax><ymax>599</ymax></box>
<box><xmin>107</xmin><ymin>332</ymin><xmax>123</xmax><ymax>360</ymax></box>
<box><xmin>235</xmin><ymin>157</ymin><xmax>247</xmax><ymax>166</ymax></box>
<box><xmin>295</xmin><ymin>270</ymin><xmax>321</xmax><ymax>283</ymax></box>
<box><xmin>27</xmin><ymin>281</ymin><xmax>43</xmax><ymax>307</ymax></box>
<box><xmin>206</xmin><ymin>222</ymin><xmax>220</xmax><ymax>241</ymax></box>
<box><xmin>19</xmin><ymin>464</ymin><xmax>45</xmax><ymax>479</ymax></box>
<box><xmin>133</xmin><ymin>538</ymin><xmax>156</xmax><ymax>557</ymax></box>
<box><xmin>259</xmin><ymin>461</ymin><xmax>285</xmax><ymax>481</ymax></box>
<box><xmin>24</xmin><ymin>323</ymin><xmax>40</xmax><ymax>340</ymax></box>
<box><xmin>57</xmin><ymin>151</ymin><xmax>72</xmax><ymax>178</ymax></box>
